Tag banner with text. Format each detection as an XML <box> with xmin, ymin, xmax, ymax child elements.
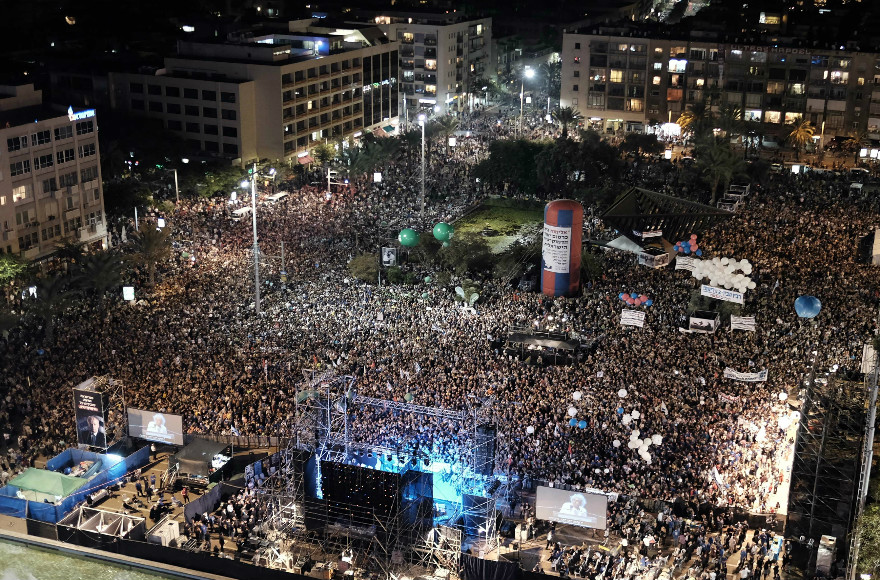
<box><xmin>621</xmin><ymin>310</ymin><xmax>646</xmax><ymax>328</ymax></box>
<box><xmin>723</xmin><ymin>367</ymin><xmax>768</xmax><ymax>382</ymax></box>
<box><xmin>718</xmin><ymin>393</ymin><xmax>741</xmax><ymax>404</ymax></box>
<box><xmin>675</xmin><ymin>256</ymin><xmax>698</xmax><ymax>271</ymax></box>
<box><xmin>701</xmin><ymin>284</ymin><xmax>744</xmax><ymax>305</ymax></box>
<box><xmin>730</xmin><ymin>316</ymin><xmax>756</xmax><ymax>332</ymax></box>
<box><xmin>542</xmin><ymin>224</ymin><xmax>572</xmax><ymax>273</ymax></box>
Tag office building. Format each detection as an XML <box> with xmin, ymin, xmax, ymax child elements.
<box><xmin>110</xmin><ymin>20</ymin><xmax>399</xmax><ymax>165</ymax></box>
<box><xmin>0</xmin><ymin>84</ymin><xmax>106</xmax><ymax>259</ymax></box>
<box><xmin>560</xmin><ymin>29</ymin><xmax>879</xmax><ymax>140</ymax></box>
<box><xmin>361</xmin><ymin>11</ymin><xmax>491</xmax><ymax>118</ymax></box>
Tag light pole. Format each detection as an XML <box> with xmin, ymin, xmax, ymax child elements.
<box><xmin>171</xmin><ymin>168</ymin><xmax>179</xmax><ymax>204</ymax></box>
<box><xmin>418</xmin><ymin>113</ymin><xmax>426</xmax><ymax>220</ymax></box>
<box><xmin>518</xmin><ymin>67</ymin><xmax>535</xmax><ymax>138</ymax></box>
<box><xmin>239</xmin><ymin>162</ymin><xmax>275</xmax><ymax>316</ymax></box>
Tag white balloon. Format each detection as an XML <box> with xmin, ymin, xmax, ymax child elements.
<box><xmin>720</xmin><ymin>257</ymin><xmax>729</xmax><ymax>265</ymax></box>
<box><xmin>748</xmin><ymin>281</ymin><xmax>756</xmax><ymax>289</ymax></box>
<box><xmin>631</xmin><ymin>410</ymin><xmax>641</xmax><ymax>419</ymax></box>
<box><xmin>652</xmin><ymin>434</ymin><xmax>663</xmax><ymax>445</ymax></box>
<box><xmin>628</xmin><ymin>439</ymin><xmax>639</xmax><ymax>449</ymax></box>
<box><xmin>644</xmin><ymin>456</ymin><xmax>652</xmax><ymax>465</ymax></box>
<box><xmin>631</xmin><ymin>429</ymin><xmax>641</xmax><ymax>439</ymax></box>
<box><xmin>642</xmin><ymin>437</ymin><xmax>652</xmax><ymax>447</ymax></box>
<box><xmin>618</xmin><ymin>389</ymin><xmax>628</xmax><ymax>398</ymax></box>
<box><xmin>568</xmin><ymin>406</ymin><xmax>577</xmax><ymax>417</ymax></box>
<box><xmin>743</xmin><ymin>264</ymin><xmax>753</xmax><ymax>275</ymax></box>
<box><xmin>622</xmin><ymin>415</ymin><xmax>632</xmax><ymax>425</ymax></box>
<box><xmin>778</xmin><ymin>392</ymin><xmax>787</xmax><ymax>401</ymax></box>
<box><xmin>604</xmin><ymin>468</ymin><xmax>610</xmax><ymax>474</ymax></box>
<box><xmin>613</xmin><ymin>439</ymin><xmax>621</xmax><ymax>448</ymax></box>
<box><xmin>595</xmin><ymin>468</ymin><xmax>601</xmax><ymax>474</ymax></box>
<box><xmin>573</xmin><ymin>391</ymin><xmax>582</xmax><ymax>401</ymax></box>
<box><xmin>526</xmin><ymin>426</ymin><xmax>535</xmax><ymax>434</ymax></box>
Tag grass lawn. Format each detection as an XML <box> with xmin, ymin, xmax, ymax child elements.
<box><xmin>453</xmin><ymin>202</ymin><xmax>544</xmax><ymax>253</ymax></box>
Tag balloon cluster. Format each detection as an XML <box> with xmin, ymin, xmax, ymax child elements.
<box><xmin>674</xmin><ymin>234</ymin><xmax>702</xmax><ymax>256</ymax></box>
<box><xmin>625</xmin><ymin>428</ymin><xmax>663</xmax><ymax>464</ymax></box>
<box><xmin>794</xmin><ymin>295</ymin><xmax>821</xmax><ymax>318</ymax></box>
<box><xmin>618</xmin><ymin>293</ymin><xmax>653</xmax><ymax>307</ymax></box>
<box><xmin>692</xmin><ymin>257</ymin><xmax>756</xmax><ymax>293</ymax></box>
<box><xmin>567</xmin><ymin>418</ymin><xmax>588</xmax><ymax>429</ymax></box>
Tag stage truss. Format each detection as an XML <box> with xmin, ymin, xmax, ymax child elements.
<box><xmin>251</xmin><ymin>370</ymin><xmax>507</xmax><ymax>579</ymax></box>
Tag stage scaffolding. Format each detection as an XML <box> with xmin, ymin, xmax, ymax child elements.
<box><xmin>786</xmin><ymin>374</ymin><xmax>868</xmax><ymax>567</ymax></box>
<box><xmin>256</xmin><ymin>373</ymin><xmax>506</xmax><ymax>578</ymax></box>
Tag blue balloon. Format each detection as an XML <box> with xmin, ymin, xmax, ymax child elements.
<box><xmin>795</xmin><ymin>296</ymin><xmax>822</xmax><ymax>318</ymax></box>
<box><xmin>569</xmin><ymin>418</ymin><xmax>577</xmax><ymax>427</ymax></box>
<box><xmin>618</xmin><ymin>293</ymin><xmax>625</xmax><ymax>300</ymax></box>
<box><xmin>617</xmin><ymin>407</ymin><xmax>624</xmax><ymax>415</ymax></box>
<box><xmin>644</xmin><ymin>299</ymin><xmax>653</xmax><ymax>306</ymax></box>
<box><xmin>684</xmin><ymin>248</ymin><xmax>691</xmax><ymax>254</ymax></box>
<box><xmin>695</xmin><ymin>249</ymin><xmax>703</xmax><ymax>256</ymax></box>
<box><xmin>578</xmin><ymin>420</ymin><xmax>587</xmax><ymax>429</ymax></box>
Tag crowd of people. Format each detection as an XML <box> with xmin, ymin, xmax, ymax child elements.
<box><xmin>1</xmin><ymin>106</ymin><xmax>878</xmax><ymax>538</ymax></box>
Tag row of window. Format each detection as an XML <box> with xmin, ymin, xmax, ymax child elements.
<box><xmin>131</xmin><ymin>99</ymin><xmax>238</xmax><ymax>120</ymax></box>
<box><xmin>5</xmin><ymin>122</ymin><xmax>93</xmax><ymax>153</ymax></box>
<box><xmin>8</xmin><ymin>159</ymin><xmax>98</xmax><ymax>181</ymax></box>
<box><xmin>165</xmin><ymin>120</ymin><xmax>237</xmax><ymax>137</ymax></box>
<box><xmin>129</xmin><ymin>84</ymin><xmax>237</xmax><ymax>103</ymax></box>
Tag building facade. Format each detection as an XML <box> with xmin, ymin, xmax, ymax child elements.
<box><xmin>366</xmin><ymin>12</ymin><xmax>491</xmax><ymax>118</ymax></box>
<box><xmin>110</xmin><ymin>22</ymin><xmax>398</xmax><ymax>166</ymax></box>
<box><xmin>0</xmin><ymin>84</ymin><xmax>106</xmax><ymax>259</ymax></box>
<box><xmin>560</xmin><ymin>30</ymin><xmax>880</xmax><ymax>140</ymax></box>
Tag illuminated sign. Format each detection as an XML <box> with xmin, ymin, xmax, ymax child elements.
<box><xmin>67</xmin><ymin>106</ymin><xmax>96</xmax><ymax>122</ymax></box>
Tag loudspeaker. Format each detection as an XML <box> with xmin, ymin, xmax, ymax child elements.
<box><xmin>475</xmin><ymin>424</ymin><xmax>497</xmax><ymax>476</ymax></box>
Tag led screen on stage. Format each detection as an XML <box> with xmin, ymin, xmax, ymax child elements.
<box><xmin>535</xmin><ymin>486</ymin><xmax>607</xmax><ymax>529</ymax></box>
<box><xmin>127</xmin><ymin>408</ymin><xmax>184</xmax><ymax>446</ymax></box>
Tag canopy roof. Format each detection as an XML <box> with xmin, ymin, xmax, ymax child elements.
<box><xmin>601</xmin><ymin>187</ymin><xmax>734</xmax><ymax>246</ymax></box>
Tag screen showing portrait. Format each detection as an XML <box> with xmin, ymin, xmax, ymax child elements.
<box><xmin>127</xmin><ymin>408</ymin><xmax>184</xmax><ymax>446</ymax></box>
<box><xmin>535</xmin><ymin>486</ymin><xmax>607</xmax><ymax>529</ymax></box>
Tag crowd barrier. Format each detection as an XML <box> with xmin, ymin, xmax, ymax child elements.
<box><xmin>181</xmin><ymin>433</ymin><xmax>281</xmax><ymax>450</ymax></box>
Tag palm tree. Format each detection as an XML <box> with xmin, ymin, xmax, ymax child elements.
<box><xmin>537</xmin><ymin>61</ymin><xmax>562</xmax><ymax>101</ymax></box>
<box><xmin>717</xmin><ymin>104</ymin><xmax>744</xmax><ymax>138</ymax></box>
<box><xmin>786</xmin><ymin>117</ymin><xmax>815</xmax><ymax>160</ymax></box>
<box><xmin>432</xmin><ymin>116</ymin><xmax>460</xmax><ymax>153</ymax></box>
<box><xmin>129</xmin><ymin>226</ymin><xmax>171</xmax><ymax>287</ymax></box>
<box><xmin>698</xmin><ymin>144</ymin><xmax>746</xmax><ymax>204</ymax></box>
<box><xmin>74</xmin><ymin>251</ymin><xmax>124</xmax><ymax>308</ymax></box>
<box><xmin>552</xmin><ymin>107</ymin><xmax>584</xmax><ymax>139</ymax></box>
<box><xmin>55</xmin><ymin>239</ymin><xmax>86</xmax><ymax>268</ymax></box>
<box><xmin>677</xmin><ymin>100</ymin><xmax>712</xmax><ymax>140</ymax></box>
<box><xmin>29</xmin><ymin>275</ymin><xmax>72</xmax><ymax>344</ymax></box>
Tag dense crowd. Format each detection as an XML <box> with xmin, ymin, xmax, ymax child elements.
<box><xmin>2</xmin><ymin>109</ymin><xmax>878</xmax><ymax>528</ymax></box>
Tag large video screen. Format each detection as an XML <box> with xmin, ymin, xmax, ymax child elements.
<box><xmin>127</xmin><ymin>408</ymin><xmax>184</xmax><ymax>446</ymax></box>
<box><xmin>535</xmin><ymin>486</ymin><xmax>607</xmax><ymax>529</ymax></box>
<box><xmin>74</xmin><ymin>389</ymin><xmax>107</xmax><ymax>448</ymax></box>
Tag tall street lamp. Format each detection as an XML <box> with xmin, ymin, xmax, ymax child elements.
<box><xmin>240</xmin><ymin>164</ymin><xmax>275</xmax><ymax>315</ymax></box>
<box><xmin>519</xmin><ymin>67</ymin><xmax>535</xmax><ymax>138</ymax></box>
<box><xmin>418</xmin><ymin>113</ymin><xmax>426</xmax><ymax>220</ymax></box>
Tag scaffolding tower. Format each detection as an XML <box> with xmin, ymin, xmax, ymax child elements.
<box><xmin>786</xmin><ymin>375</ymin><xmax>868</xmax><ymax>563</ymax></box>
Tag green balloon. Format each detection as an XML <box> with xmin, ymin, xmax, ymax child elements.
<box><xmin>442</xmin><ymin>241</ymin><xmax>450</xmax><ymax>248</ymax></box>
<box><xmin>433</xmin><ymin>222</ymin><xmax>452</xmax><ymax>242</ymax></box>
<box><xmin>398</xmin><ymin>228</ymin><xmax>420</xmax><ymax>247</ymax></box>
<box><xmin>404</xmin><ymin>393</ymin><xmax>414</xmax><ymax>402</ymax></box>
<box><xmin>421</xmin><ymin>292</ymin><xmax>429</xmax><ymax>298</ymax></box>
<box><xmin>424</xmin><ymin>276</ymin><xmax>432</xmax><ymax>283</ymax></box>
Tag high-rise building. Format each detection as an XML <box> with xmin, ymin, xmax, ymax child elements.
<box><xmin>110</xmin><ymin>20</ymin><xmax>399</xmax><ymax>166</ymax></box>
<box><xmin>561</xmin><ymin>29</ymin><xmax>879</xmax><ymax>140</ymax></box>
<box><xmin>359</xmin><ymin>11</ymin><xmax>491</xmax><ymax>119</ymax></box>
<box><xmin>0</xmin><ymin>84</ymin><xmax>107</xmax><ymax>259</ymax></box>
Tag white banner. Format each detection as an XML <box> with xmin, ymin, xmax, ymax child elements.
<box><xmin>723</xmin><ymin>367</ymin><xmax>768</xmax><ymax>382</ymax></box>
<box><xmin>701</xmin><ymin>284</ymin><xmax>744</xmax><ymax>304</ymax></box>
<box><xmin>730</xmin><ymin>316</ymin><xmax>756</xmax><ymax>332</ymax></box>
<box><xmin>542</xmin><ymin>224</ymin><xmax>572</xmax><ymax>274</ymax></box>
<box><xmin>718</xmin><ymin>393</ymin><xmax>741</xmax><ymax>403</ymax></box>
<box><xmin>633</xmin><ymin>230</ymin><xmax>663</xmax><ymax>238</ymax></box>
<box><xmin>675</xmin><ymin>256</ymin><xmax>697</xmax><ymax>271</ymax></box>
<box><xmin>862</xmin><ymin>343</ymin><xmax>878</xmax><ymax>375</ymax></box>
<box><xmin>621</xmin><ymin>309</ymin><xmax>646</xmax><ymax>328</ymax></box>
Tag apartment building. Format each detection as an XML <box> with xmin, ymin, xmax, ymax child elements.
<box><xmin>560</xmin><ymin>30</ymin><xmax>880</xmax><ymax>140</ymax></box>
<box><xmin>0</xmin><ymin>84</ymin><xmax>106</xmax><ymax>259</ymax></box>
<box><xmin>362</xmin><ymin>11</ymin><xmax>491</xmax><ymax>117</ymax></box>
<box><xmin>110</xmin><ymin>21</ymin><xmax>398</xmax><ymax>165</ymax></box>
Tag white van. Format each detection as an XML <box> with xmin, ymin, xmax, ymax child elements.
<box><xmin>266</xmin><ymin>191</ymin><xmax>289</xmax><ymax>204</ymax></box>
<box><xmin>231</xmin><ymin>206</ymin><xmax>252</xmax><ymax>221</ymax></box>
